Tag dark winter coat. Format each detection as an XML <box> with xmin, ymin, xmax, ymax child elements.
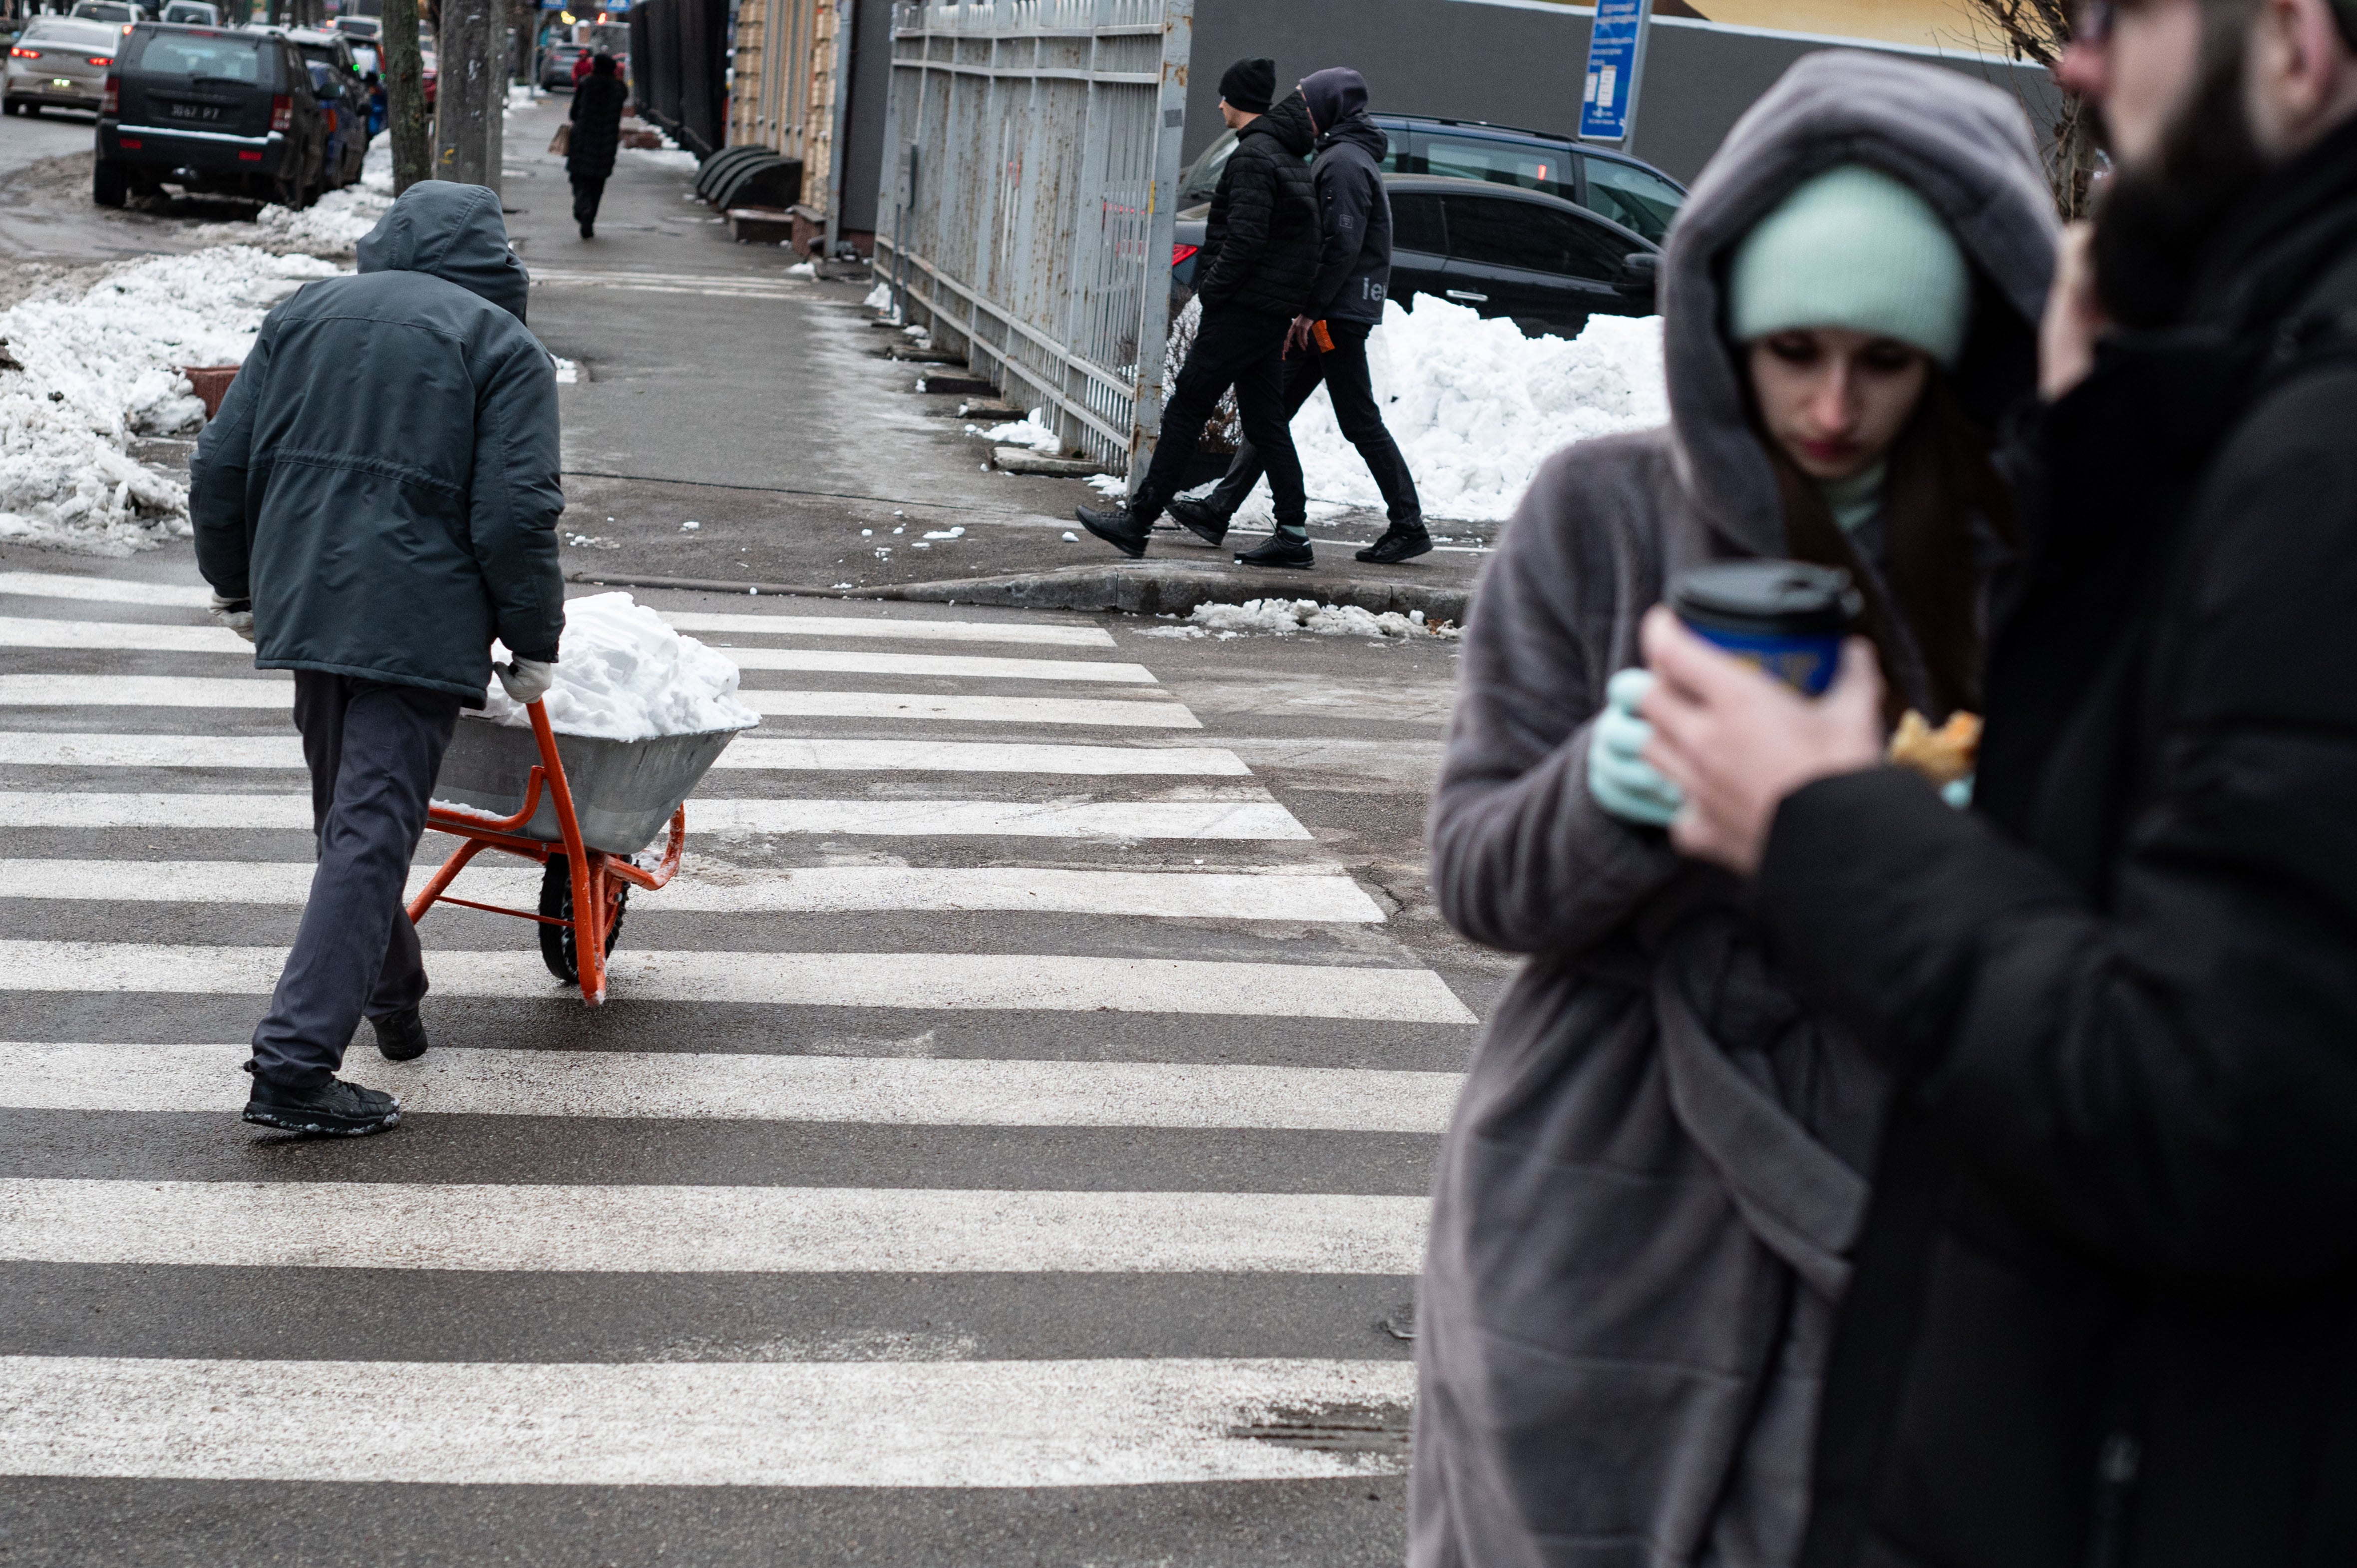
<box><xmin>1762</xmin><ymin>114</ymin><xmax>2357</xmax><ymax>1568</ymax></box>
<box><xmin>1306</xmin><ymin>112</ymin><xmax>1392</xmax><ymax>325</ymax></box>
<box><xmin>1413</xmin><ymin>53</ymin><xmax>2055</xmax><ymax>1568</ymax></box>
<box><xmin>191</xmin><ymin>181</ymin><xmax>566</xmax><ymax>706</ymax></box>
<box><xmin>567</xmin><ymin>66</ymin><xmax>628</xmax><ymax>184</ymax></box>
<box><xmin>1193</xmin><ymin>92</ymin><xmax>1318</xmax><ymax>318</ymax></box>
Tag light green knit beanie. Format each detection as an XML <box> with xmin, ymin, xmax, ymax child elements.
<box><xmin>1727</xmin><ymin>163</ymin><xmax>1970</xmax><ymax>366</ymax></box>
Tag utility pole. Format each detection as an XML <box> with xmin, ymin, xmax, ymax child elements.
<box><xmin>431</xmin><ymin>0</ymin><xmax>501</xmax><ymax>193</ymax></box>
<box><xmin>382</xmin><ymin>0</ymin><xmax>430</xmax><ymax>192</ymax></box>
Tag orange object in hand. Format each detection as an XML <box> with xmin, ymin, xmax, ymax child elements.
<box><xmin>1311</xmin><ymin>318</ymin><xmax>1336</xmax><ymax>353</ymax></box>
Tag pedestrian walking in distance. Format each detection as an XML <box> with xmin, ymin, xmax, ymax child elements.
<box><xmin>191</xmin><ymin>182</ymin><xmax>566</xmax><ymax>1137</ymax></box>
<box><xmin>1076</xmin><ymin>57</ymin><xmax>1318</xmax><ymax>566</ymax></box>
<box><xmin>1168</xmin><ymin>67</ymin><xmax>1428</xmax><ymax>566</ymax></box>
<box><xmin>1415</xmin><ymin>52</ymin><xmax>2053</xmax><ymax>1568</ymax></box>
<box><xmin>1639</xmin><ymin>1</ymin><xmax>2357</xmax><ymax>1562</ymax></box>
<box><xmin>568</xmin><ymin>52</ymin><xmax>628</xmax><ymax>240</ymax></box>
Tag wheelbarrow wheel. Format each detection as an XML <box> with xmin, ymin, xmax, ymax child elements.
<box><xmin>538</xmin><ymin>858</ymin><xmax>626</xmax><ymax>985</ymax></box>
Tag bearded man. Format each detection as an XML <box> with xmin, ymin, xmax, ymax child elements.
<box><xmin>1633</xmin><ymin>0</ymin><xmax>2357</xmax><ymax>1563</ymax></box>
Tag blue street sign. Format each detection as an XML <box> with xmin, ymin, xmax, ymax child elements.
<box><xmin>1579</xmin><ymin>0</ymin><xmax>1653</xmax><ymax>144</ymax></box>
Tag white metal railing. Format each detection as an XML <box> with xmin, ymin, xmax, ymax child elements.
<box><xmin>874</xmin><ymin>0</ymin><xmax>1193</xmax><ymax>477</ymax></box>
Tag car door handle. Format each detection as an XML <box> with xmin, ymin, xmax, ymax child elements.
<box><xmin>1444</xmin><ymin>289</ymin><xmax>1489</xmax><ymax>303</ymax></box>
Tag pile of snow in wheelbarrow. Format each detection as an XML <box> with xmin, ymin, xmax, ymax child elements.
<box><xmin>482</xmin><ymin>592</ymin><xmax>759</xmax><ymax>740</ymax></box>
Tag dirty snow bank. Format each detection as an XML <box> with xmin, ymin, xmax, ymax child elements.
<box><xmin>968</xmin><ymin>407</ymin><xmax>1060</xmax><ymax>452</ymax></box>
<box><xmin>1223</xmin><ymin>297</ymin><xmax>1666</xmax><ymax>525</ymax></box>
<box><xmin>482</xmin><ymin>592</ymin><xmax>761</xmax><ymax>740</ymax></box>
<box><xmin>0</xmin><ymin>247</ymin><xmax>340</xmax><ymax>554</ymax></box>
<box><xmin>1141</xmin><ymin>598</ymin><xmax>1459</xmax><ymax>641</ymax></box>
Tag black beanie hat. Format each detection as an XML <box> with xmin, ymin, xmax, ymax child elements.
<box><xmin>1220</xmin><ymin>56</ymin><xmax>1275</xmax><ymax>114</ymax></box>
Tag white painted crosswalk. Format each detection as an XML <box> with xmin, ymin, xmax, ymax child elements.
<box><xmin>0</xmin><ymin>569</ymin><xmax>1461</xmax><ymax>1520</ymax></box>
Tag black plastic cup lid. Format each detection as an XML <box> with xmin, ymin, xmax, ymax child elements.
<box><xmin>1669</xmin><ymin>561</ymin><xmax>1860</xmax><ymax>637</ymax></box>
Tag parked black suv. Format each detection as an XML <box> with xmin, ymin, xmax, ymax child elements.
<box><xmin>94</xmin><ymin>21</ymin><xmax>327</xmax><ymax>208</ymax></box>
<box><xmin>1178</xmin><ymin>112</ymin><xmax>1687</xmax><ymax>244</ymax></box>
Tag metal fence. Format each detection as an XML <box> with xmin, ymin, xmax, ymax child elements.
<box><xmin>874</xmin><ymin>0</ymin><xmax>1193</xmax><ymax>477</ymax></box>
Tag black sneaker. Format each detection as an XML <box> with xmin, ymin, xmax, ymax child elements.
<box><xmin>1234</xmin><ymin>532</ymin><xmax>1314</xmax><ymax>570</ymax></box>
<box><xmin>1166</xmin><ymin>494</ymin><xmax>1229</xmax><ymax>547</ymax></box>
<box><xmin>372</xmin><ymin>1007</ymin><xmax>429</xmax><ymax>1062</ymax></box>
<box><xmin>1075</xmin><ymin>503</ymin><xmax>1154</xmax><ymax>559</ymax></box>
<box><xmin>1356</xmin><ymin>523</ymin><xmax>1434</xmax><ymax>565</ymax></box>
<box><xmin>579</xmin><ymin>221</ymin><xmax>594</xmax><ymax>239</ymax></box>
<box><xmin>243</xmin><ymin>1076</ymin><xmax>402</xmax><ymax>1137</ymax></box>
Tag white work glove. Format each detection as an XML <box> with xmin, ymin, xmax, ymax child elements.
<box><xmin>496</xmin><ymin>657</ymin><xmax>555</xmax><ymax>704</ymax></box>
<box><xmin>208</xmin><ymin>591</ymin><xmax>256</xmax><ymax>643</ymax></box>
<box><xmin>1587</xmin><ymin>667</ymin><xmax>1684</xmax><ymax>827</ymax></box>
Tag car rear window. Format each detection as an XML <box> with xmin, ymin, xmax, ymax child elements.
<box><xmin>129</xmin><ymin>30</ymin><xmax>269</xmax><ymax>82</ymax></box>
<box><xmin>1391</xmin><ymin>193</ymin><xmax>1446</xmax><ymax>255</ymax></box>
<box><xmin>1420</xmin><ymin>134</ymin><xmax>1575</xmax><ymax>203</ymax></box>
<box><xmin>1444</xmin><ymin>195</ymin><xmax>1628</xmax><ymax>281</ymax></box>
<box><xmin>24</xmin><ymin>20</ymin><xmax>120</xmax><ymax>48</ymax></box>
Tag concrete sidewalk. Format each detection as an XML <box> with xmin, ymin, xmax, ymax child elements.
<box><xmin>510</xmin><ymin>95</ymin><xmax>1489</xmax><ymax>618</ymax></box>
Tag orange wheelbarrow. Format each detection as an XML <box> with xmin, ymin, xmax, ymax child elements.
<box><xmin>409</xmin><ymin>699</ymin><xmax>729</xmax><ymax>1005</ymax></box>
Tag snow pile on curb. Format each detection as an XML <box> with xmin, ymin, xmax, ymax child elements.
<box><xmin>969</xmin><ymin>407</ymin><xmax>1059</xmax><ymax>452</ymax></box>
<box><xmin>482</xmin><ymin>592</ymin><xmax>761</xmax><ymax>740</ymax></box>
<box><xmin>0</xmin><ymin>246</ymin><xmax>340</xmax><ymax>554</ymax></box>
<box><xmin>1141</xmin><ymin>598</ymin><xmax>1459</xmax><ymax>641</ymax></box>
<box><xmin>1227</xmin><ymin>297</ymin><xmax>1666</xmax><ymax>524</ymax></box>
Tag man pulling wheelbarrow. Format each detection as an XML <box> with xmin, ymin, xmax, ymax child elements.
<box><xmin>191</xmin><ymin>182</ymin><xmax>567</xmax><ymax>1138</ymax></box>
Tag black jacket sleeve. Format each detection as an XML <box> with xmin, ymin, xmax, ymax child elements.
<box><xmin>1307</xmin><ymin>152</ymin><xmax>1375</xmax><ymax>320</ymax></box>
<box><xmin>188</xmin><ymin>326</ymin><xmax>270</xmax><ymax>603</ymax></box>
<box><xmin>466</xmin><ymin>327</ymin><xmax>568</xmax><ymax>663</ymax></box>
<box><xmin>1194</xmin><ymin>142</ymin><xmax>1272</xmax><ymax>305</ymax></box>
<box><xmin>1755</xmin><ymin>368</ymin><xmax>2357</xmax><ymax>1286</ymax></box>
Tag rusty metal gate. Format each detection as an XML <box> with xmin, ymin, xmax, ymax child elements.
<box><xmin>874</xmin><ymin>0</ymin><xmax>1193</xmax><ymax>477</ymax></box>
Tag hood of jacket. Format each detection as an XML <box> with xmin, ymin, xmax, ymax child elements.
<box><xmin>1316</xmin><ymin>110</ymin><xmax>1389</xmax><ymax>165</ymax></box>
<box><xmin>1660</xmin><ymin>50</ymin><xmax>2056</xmax><ymax>558</ymax></box>
<box><xmin>356</xmin><ymin>180</ymin><xmax>532</xmax><ymax>324</ymax></box>
<box><xmin>1301</xmin><ymin>66</ymin><xmax>1367</xmax><ymax>134</ymax></box>
<box><xmin>1247</xmin><ymin>91</ymin><xmax>1316</xmax><ymax>161</ymax></box>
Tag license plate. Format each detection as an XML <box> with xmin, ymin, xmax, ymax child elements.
<box><xmin>163</xmin><ymin>101</ymin><xmax>224</xmax><ymax>122</ymax></box>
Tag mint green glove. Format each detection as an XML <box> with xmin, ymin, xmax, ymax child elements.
<box><xmin>1942</xmin><ymin>774</ymin><xmax>1974</xmax><ymax>810</ymax></box>
<box><xmin>1588</xmin><ymin>667</ymin><xmax>1684</xmax><ymax>827</ymax></box>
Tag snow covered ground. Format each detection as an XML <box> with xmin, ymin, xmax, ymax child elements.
<box><xmin>1139</xmin><ymin>598</ymin><xmax>1459</xmax><ymax>641</ymax></box>
<box><xmin>1217</xmin><ymin>298</ymin><xmax>1667</xmax><ymax>527</ymax></box>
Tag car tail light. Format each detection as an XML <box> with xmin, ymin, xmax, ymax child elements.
<box><xmin>270</xmin><ymin>92</ymin><xmax>291</xmax><ymax>131</ymax></box>
<box><xmin>100</xmin><ymin>72</ymin><xmax>118</xmax><ymax>115</ymax></box>
<box><xmin>237</xmin><ymin>150</ymin><xmax>262</xmax><ymax>161</ymax></box>
<box><xmin>1172</xmin><ymin>243</ymin><xmax>1199</xmax><ymax>267</ymax></box>
<box><xmin>118</xmin><ymin>137</ymin><xmax>142</xmax><ymax>148</ymax></box>
<box><xmin>88</xmin><ymin>55</ymin><xmax>113</xmax><ymax>67</ymax></box>
<box><xmin>7</xmin><ymin>46</ymin><xmax>38</xmax><ymax>58</ymax></box>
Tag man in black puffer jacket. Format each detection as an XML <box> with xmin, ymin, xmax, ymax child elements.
<box><xmin>1076</xmin><ymin>58</ymin><xmax>1318</xmax><ymax>566</ymax></box>
<box><xmin>1169</xmin><ymin>66</ymin><xmax>1427</xmax><ymax>566</ymax></box>
<box><xmin>193</xmin><ymin>182</ymin><xmax>565</xmax><ymax>1138</ymax></box>
<box><xmin>1639</xmin><ymin>0</ymin><xmax>2357</xmax><ymax>1561</ymax></box>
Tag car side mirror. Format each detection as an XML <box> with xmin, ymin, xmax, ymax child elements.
<box><xmin>1617</xmin><ymin>251</ymin><xmax>1659</xmax><ymax>307</ymax></box>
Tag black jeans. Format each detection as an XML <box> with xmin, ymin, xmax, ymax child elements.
<box><xmin>248</xmin><ymin>673</ymin><xmax>459</xmax><ymax>1089</ymax></box>
<box><xmin>571</xmin><ymin>174</ymin><xmax>605</xmax><ymax>226</ymax></box>
<box><xmin>1135</xmin><ymin>303</ymin><xmax>1306</xmax><ymax>528</ymax></box>
<box><xmin>1209</xmin><ymin>319</ymin><xmax>1421</xmax><ymax>527</ymax></box>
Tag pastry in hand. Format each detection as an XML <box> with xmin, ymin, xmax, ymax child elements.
<box><xmin>1888</xmin><ymin>709</ymin><xmax>1981</xmax><ymax>787</ymax></box>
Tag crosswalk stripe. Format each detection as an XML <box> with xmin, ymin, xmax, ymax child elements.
<box><xmin>0</xmin><ymin>732</ymin><xmax>1251</xmax><ymax>775</ymax></box>
<box><xmin>738</xmin><ymin>690</ymin><xmax>1201</xmax><ymax>727</ymax></box>
<box><xmin>0</xmin><ymin>619</ymin><xmax>1155</xmax><ymax>684</ymax></box>
<box><xmin>0</xmin><ymin>572</ymin><xmax>207</xmax><ymax>609</ymax></box>
<box><xmin>0</xmin><ymin>941</ymin><xmax>1482</xmax><ymax>1021</ymax></box>
<box><xmin>0</xmin><ymin>1355</ymin><xmax>1416</xmax><ymax>1486</ymax></box>
<box><xmin>0</xmin><ymin>861</ymin><xmax>1384</xmax><ymax>920</ymax></box>
<box><xmin>0</xmin><ymin>793</ymin><xmax>1309</xmax><ymax>840</ymax></box>
<box><xmin>0</xmin><ymin>1179</ymin><xmax>1431</xmax><ymax>1273</ymax></box>
<box><xmin>0</xmin><ymin>674</ymin><xmax>287</xmax><ymax>708</ymax></box>
<box><xmin>662</xmin><ymin>610</ymin><xmax>1117</xmax><ymax>647</ymax></box>
<box><xmin>0</xmin><ymin>1042</ymin><xmax>1457</xmax><ymax>1127</ymax></box>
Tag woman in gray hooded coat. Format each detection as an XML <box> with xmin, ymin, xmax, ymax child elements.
<box><xmin>1411</xmin><ymin>52</ymin><xmax>2055</xmax><ymax>1568</ymax></box>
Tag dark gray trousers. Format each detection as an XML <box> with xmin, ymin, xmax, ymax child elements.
<box><xmin>249</xmin><ymin>672</ymin><xmax>460</xmax><ymax>1089</ymax></box>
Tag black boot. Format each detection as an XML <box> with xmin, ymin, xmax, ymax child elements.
<box><xmin>1234</xmin><ymin>530</ymin><xmax>1314</xmax><ymax>570</ymax></box>
<box><xmin>1165</xmin><ymin>494</ymin><xmax>1229</xmax><ymax>547</ymax></box>
<box><xmin>1075</xmin><ymin>501</ymin><xmax>1155</xmax><ymax>559</ymax></box>
<box><xmin>371</xmin><ymin>1007</ymin><xmax>429</xmax><ymax>1062</ymax></box>
<box><xmin>243</xmin><ymin>1075</ymin><xmax>402</xmax><ymax>1137</ymax></box>
<box><xmin>579</xmin><ymin>220</ymin><xmax>594</xmax><ymax>239</ymax></box>
<box><xmin>1356</xmin><ymin>520</ymin><xmax>1433</xmax><ymax>565</ymax></box>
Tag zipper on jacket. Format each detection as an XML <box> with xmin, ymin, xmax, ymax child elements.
<box><xmin>2085</xmin><ymin>1431</ymin><xmax>2141</xmax><ymax>1568</ymax></box>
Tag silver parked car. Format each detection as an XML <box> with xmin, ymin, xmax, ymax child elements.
<box><xmin>3</xmin><ymin>16</ymin><xmax>124</xmax><ymax>116</ymax></box>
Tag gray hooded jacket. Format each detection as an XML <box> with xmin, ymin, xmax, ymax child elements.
<box><xmin>1412</xmin><ymin>54</ymin><xmax>2055</xmax><ymax>1568</ymax></box>
<box><xmin>192</xmin><ymin>181</ymin><xmax>566</xmax><ymax>705</ymax></box>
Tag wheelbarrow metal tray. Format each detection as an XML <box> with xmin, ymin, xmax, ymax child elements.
<box><xmin>432</xmin><ymin>716</ymin><xmax>745</xmax><ymax>855</ymax></box>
